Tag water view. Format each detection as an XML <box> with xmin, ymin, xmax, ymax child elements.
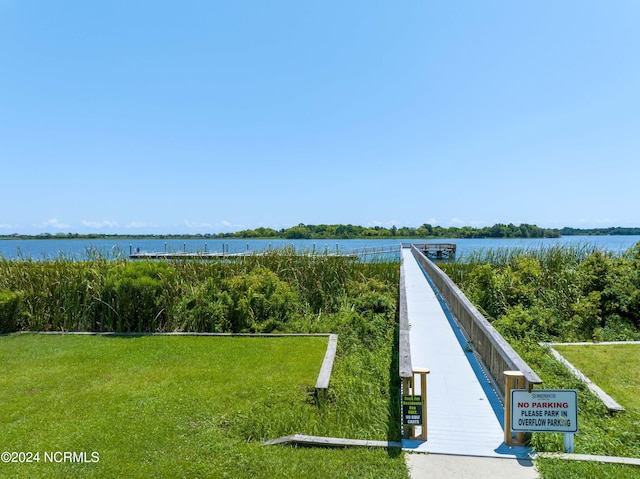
<box><xmin>1</xmin><ymin>235</ymin><xmax>639</xmax><ymax>261</ymax></box>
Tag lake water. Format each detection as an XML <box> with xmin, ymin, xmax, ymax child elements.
<box><xmin>1</xmin><ymin>236</ymin><xmax>639</xmax><ymax>261</ymax></box>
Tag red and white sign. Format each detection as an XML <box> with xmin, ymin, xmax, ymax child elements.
<box><xmin>511</xmin><ymin>389</ymin><xmax>578</xmax><ymax>433</ymax></box>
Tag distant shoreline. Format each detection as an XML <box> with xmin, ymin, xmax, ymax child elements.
<box><xmin>2</xmin><ymin>223</ymin><xmax>640</xmax><ymax>241</ymax></box>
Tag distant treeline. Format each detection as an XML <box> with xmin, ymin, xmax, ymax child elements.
<box><xmin>3</xmin><ymin>224</ymin><xmax>640</xmax><ymax>241</ymax></box>
<box><xmin>223</xmin><ymin>223</ymin><xmax>562</xmax><ymax>239</ymax></box>
<box><xmin>559</xmin><ymin>226</ymin><xmax>640</xmax><ymax>236</ymax></box>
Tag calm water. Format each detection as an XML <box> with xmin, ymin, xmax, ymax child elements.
<box><xmin>1</xmin><ymin>236</ymin><xmax>639</xmax><ymax>261</ymax></box>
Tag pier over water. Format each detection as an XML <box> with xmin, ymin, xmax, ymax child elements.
<box><xmin>400</xmin><ymin>244</ymin><xmax>536</xmax><ymax>458</ymax></box>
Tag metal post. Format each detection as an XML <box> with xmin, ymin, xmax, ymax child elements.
<box><xmin>564</xmin><ymin>433</ymin><xmax>575</xmax><ymax>453</ymax></box>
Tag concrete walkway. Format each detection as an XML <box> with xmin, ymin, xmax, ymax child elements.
<box><xmin>406</xmin><ymin>454</ymin><xmax>539</xmax><ymax>479</ymax></box>
<box><xmin>400</xmin><ymin>248</ymin><xmax>538</xmax><ymax>478</ymax></box>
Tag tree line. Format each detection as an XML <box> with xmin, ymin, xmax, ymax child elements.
<box><xmin>213</xmin><ymin>223</ymin><xmax>561</xmax><ymax>239</ymax></box>
<box><xmin>4</xmin><ymin>224</ymin><xmax>640</xmax><ymax>241</ymax></box>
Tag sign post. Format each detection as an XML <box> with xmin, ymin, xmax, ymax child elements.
<box><xmin>402</xmin><ymin>367</ymin><xmax>429</xmax><ymax>440</ymax></box>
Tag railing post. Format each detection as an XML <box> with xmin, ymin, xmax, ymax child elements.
<box><xmin>402</xmin><ymin>376</ymin><xmax>413</xmax><ymax>440</ymax></box>
<box><xmin>415</xmin><ymin>367</ymin><xmax>429</xmax><ymax>440</ymax></box>
<box><xmin>504</xmin><ymin>371</ymin><xmax>526</xmax><ymax>446</ymax></box>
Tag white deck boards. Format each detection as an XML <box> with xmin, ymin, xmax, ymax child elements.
<box><xmin>401</xmin><ymin>248</ymin><xmax>527</xmax><ymax>458</ymax></box>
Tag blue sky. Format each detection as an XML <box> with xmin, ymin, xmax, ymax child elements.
<box><xmin>1</xmin><ymin>1</ymin><xmax>639</xmax><ymax>234</ymax></box>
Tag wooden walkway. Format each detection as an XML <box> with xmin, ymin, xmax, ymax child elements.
<box><xmin>401</xmin><ymin>248</ymin><xmax>529</xmax><ymax>458</ymax></box>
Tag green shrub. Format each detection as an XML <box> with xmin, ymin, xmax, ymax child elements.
<box><xmin>101</xmin><ymin>262</ymin><xmax>173</xmax><ymax>332</ymax></box>
<box><xmin>0</xmin><ymin>289</ymin><xmax>24</xmax><ymax>333</ymax></box>
<box><xmin>492</xmin><ymin>304</ymin><xmax>558</xmax><ymax>341</ymax></box>
<box><xmin>445</xmin><ymin>242</ymin><xmax>640</xmax><ymax>342</ymax></box>
<box><xmin>171</xmin><ymin>278</ymin><xmax>233</xmax><ymax>332</ymax></box>
<box><xmin>223</xmin><ymin>267</ymin><xmax>299</xmax><ymax>332</ymax></box>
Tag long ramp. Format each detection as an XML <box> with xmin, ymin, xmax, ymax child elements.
<box><xmin>401</xmin><ymin>247</ymin><xmax>527</xmax><ymax>458</ymax></box>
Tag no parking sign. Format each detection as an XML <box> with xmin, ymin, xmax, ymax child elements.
<box><xmin>511</xmin><ymin>389</ymin><xmax>578</xmax><ymax>433</ymax></box>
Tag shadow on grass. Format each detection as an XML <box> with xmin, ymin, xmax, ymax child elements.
<box><xmin>386</xmin><ymin>321</ymin><xmax>403</xmax><ymax>458</ymax></box>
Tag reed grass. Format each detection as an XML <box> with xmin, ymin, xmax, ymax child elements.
<box><xmin>0</xmin><ymin>250</ymin><xmax>399</xmax><ymax>334</ymax></box>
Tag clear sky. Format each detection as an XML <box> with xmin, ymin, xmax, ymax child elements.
<box><xmin>1</xmin><ymin>1</ymin><xmax>639</xmax><ymax>235</ymax></box>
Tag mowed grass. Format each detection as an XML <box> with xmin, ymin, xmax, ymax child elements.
<box><xmin>552</xmin><ymin>343</ymin><xmax>640</xmax><ymax>412</ymax></box>
<box><xmin>535</xmin><ymin>343</ymin><xmax>640</xmax><ymax>479</ymax></box>
<box><xmin>0</xmin><ymin>334</ymin><xmax>408</xmax><ymax>479</ymax></box>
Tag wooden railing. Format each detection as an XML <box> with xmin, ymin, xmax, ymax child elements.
<box><xmin>398</xmin><ymin>256</ymin><xmax>412</xmax><ymax>379</ymax></box>
<box><xmin>409</xmin><ymin>245</ymin><xmax>542</xmax><ymax>398</ymax></box>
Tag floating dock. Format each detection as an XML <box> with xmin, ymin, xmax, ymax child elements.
<box><xmin>129</xmin><ymin>251</ymin><xmax>251</xmax><ymax>260</ymax></box>
<box><xmin>129</xmin><ymin>250</ymin><xmax>357</xmax><ymax>260</ymax></box>
<box><xmin>129</xmin><ymin>243</ymin><xmax>455</xmax><ymax>260</ymax></box>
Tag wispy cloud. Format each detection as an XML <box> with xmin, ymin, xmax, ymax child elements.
<box><xmin>126</xmin><ymin>221</ymin><xmax>160</xmax><ymax>229</ymax></box>
<box><xmin>38</xmin><ymin>218</ymin><xmax>71</xmax><ymax>230</ymax></box>
<box><xmin>82</xmin><ymin>220</ymin><xmax>120</xmax><ymax>229</ymax></box>
<box><xmin>184</xmin><ymin>221</ymin><xmax>214</xmax><ymax>230</ymax></box>
<box><xmin>219</xmin><ymin>220</ymin><xmax>244</xmax><ymax>230</ymax></box>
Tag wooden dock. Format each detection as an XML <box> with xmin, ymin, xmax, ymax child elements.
<box><xmin>129</xmin><ymin>251</ymin><xmax>252</xmax><ymax>260</ymax></box>
<box><xmin>400</xmin><ymin>247</ymin><xmax>528</xmax><ymax>457</ymax></box>
<box><xmin>410</xmin><ymin>243</ymin><xmax>456</xmax><ymax>259</ymax></box>
<box><xmin>129</xmin><ymin>243</ymin><xmax>455</xmax><ymax>260</ymax></box>
<box><xmin>129</xmin><ymin>251</ymin><xmax>358</xmax><ymax>260</ymax></box>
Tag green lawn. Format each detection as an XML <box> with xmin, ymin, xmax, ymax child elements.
<box><xmin>0</xmin><ymin>334</ymin><xmax>408</xmax><ymax>479</ymax></box>
<box><xmin>535</xmin><ymin>343</ymin><xmax>640</xmax><ymax>479</ymax></box>
<box><xmin>552</xmin><ymin>343</ymin><xmax>640</xmax><ymax>412</ymax></box>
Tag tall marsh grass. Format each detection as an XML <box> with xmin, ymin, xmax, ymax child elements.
<box><xmin>0</xmin><ymin>251</ymin><xmax>398</xmax><ymax>334</ymax></box>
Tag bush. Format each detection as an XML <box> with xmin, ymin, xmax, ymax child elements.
<box><xmin>446</xmin><ymin>242</ymin><xmax>640</xmax><ymax>342</ymax></box>
<box><xmin>169</xmin><ymin>267</ymin><xmax>300</xmax><ymax>333</ymax></box>
<box><xmin>223</xmin><ymin>267</ymin><xmax>299</xmax><ymax>332</ymax></box>
<box><xmin>171</xmin><ymin>279</ymin><xmax>233</xmax><ymax>332</ymax></box>
<box><xmin>101</xmin><ymin>262</ymin><xmax>173</xmax><ymax>332</ymax></box>
<box><xmin>0</xmin><ymin>289</ymin><xmax>24</xmax><ymax>333</ymax></box>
